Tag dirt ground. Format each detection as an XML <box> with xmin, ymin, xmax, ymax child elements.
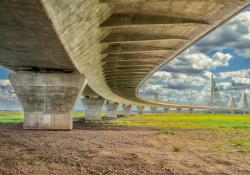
<box><xmin>0</xmin><ymin>122</ymin><xmax>249</xmax><ymax>175</ymax></box>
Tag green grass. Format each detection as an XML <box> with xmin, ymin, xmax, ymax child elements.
<box><xmin>233</xmin><ymin>139</ymin><xmax>250</xmax><ymax>152</ymax></box>
<box><xmin>0</xmin><ymin>112</ymin><xmax>107</xmax><ymax>124</ymax></box>
<box><xmin>1</xmin><ymin>113</ymin><xmax>250</xmax><ymax>131</ymax></box>
<box><xmin>109</xmin><ymin>114</ymin><xmax>250</xmax><ymax>153</ymax></box>
<box><xmin>73</xmin><ymin>112</ymin><xmax>85</xmax><ymax>121</ymax></box>
<box><xmin>172</xmin><ymin>144</ymin><xmax>181</xmax><ymax>152</ymax></box>
<box><xmin>0</xmin><ymin>112</ymin><xmax>24</xmax><ymax>124</ymax></box>
<box><xmin>111</xmin><ymin>114</ymin><xmax>250</xmax><ymax>130</ymax></box>
<box><xmin>1</xmin><ymin>112</ymin><xmax>250</xmax><ymax>130</ymax></box>
<box><xmin>155</xmin><ymin>129</ymin><xmax>175</xmax><ymax>136</ymax></box>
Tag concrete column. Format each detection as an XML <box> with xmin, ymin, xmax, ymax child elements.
<box><xmin>82</xmin><ymin>97</ymin><xmax>105</xmax><ymax>121</ymax></box>
<box><xmin>211</xmin><ymin>110</ymin><xmax>215</xmax><ymax>114</ymax></box>
<box><xmin>189</xmin><ymin>108</ymin><xmax>194</xmax><ymax>114</ymax></box>
<box><xmin>137</xmin><ymin>106</ymin><xmax>144</xmax><ymax>115</ymax></box>
<box><xmin>150</xmin><ymin>107</ymin><xmax>157</xmax><ymax>114</ymax></box>
<box><xmin>105</xmin><ymin>102</ymin><xmax>119</xmax><ymax>118</ymax></box>
<box><xmin>176</xmin><ymin>108</ymin><xmax>182</xmax><ymax>113</ymax></box>
<box><xmin>164</xmin><ymin>108</ymin><xmax>169</xmax><ymax>113</ymax></box>
<box><xmin>123</xmin><ymin>104</ymin><xmax>131</xmax><ymax>117</ymax></box>
<box><xmin>10</xmin><ymin>72</ymin><xmax>86</xmax><ymax>130</ymax></box>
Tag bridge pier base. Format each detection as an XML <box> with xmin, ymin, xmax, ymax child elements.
<box><xmin>123</xmin><ymin>104</ymin><xmax>131</xmax><ymax>117</ymax></box>
<box><xmin>10</xmin><ymin>72</ymin><xmax>86</xmax><ymax>130</ymax></box>
<box><xmin>82</xmin><ymin>97</ymin><xmax>105</xmax><ymax>121</ymax></box>
<box><xmin>164</xmin><ymin>108</ymin><xmax>169</xmax><ymax>113</ymax></box>
<box><xmin>211</xmin><ymin>110</ymin><xmax>215</xmax><ymax>114</ymax></box>
<box><xmin>151</xmin><ymin>107</ymin><xmax>157</xmax><ymax>114</ymax></box>
<box><xmin>189</xmin><ymin>108</ymin><xmax>194</xmax><ymax>114</ymax></box>
<box><xmin>137</xmin><ymin>106</ymin><xmax>144</xmax><ymax>115</ymax></box>
<box><xmin>176</xmin><ymin>108</ymin><xmax>182</xmax><ymax>113</ymax></box>
<box><xmin>105</xmin><ymin>102</ymin><xmax>119</xmax><ymax>118</ymax></box>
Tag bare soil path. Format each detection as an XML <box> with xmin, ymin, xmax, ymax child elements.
<box><xmin>0</xmin><ymin>122</ymin><xmax>249</xmax><ymax>175</ymax></box>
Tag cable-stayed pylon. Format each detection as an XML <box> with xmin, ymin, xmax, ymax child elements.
<box><xmin>210</xmin><ymin>74</ymin><xmax>223</xmax><ymax>107</ymax></box>
<box><xmin>228</xmin><ymin>95</ymin><xmax>237</xmax><ymax>108</ymax></box>
<box><xmin>239</xmin><ymin>90</ymin><xmax>249</xmax><ymax>110</ymax></box>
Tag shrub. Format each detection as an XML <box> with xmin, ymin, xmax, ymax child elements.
<box><xmin>172</xmin><ymin>144</ymin><xmax>181</xmax><ymax>152</ymax></box>
<box><xmin>155</xmin><ymin>130</ymin><xmax>175</xmax><ymax>136</ymax></box>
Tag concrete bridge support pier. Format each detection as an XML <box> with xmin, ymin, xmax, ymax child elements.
<box><xmin>123</xmin><ymin>104</ymin><xmax>132</xmax><ymax>117</ymax></box>
<box><xmin>82</xmin><ymin>97</ymin><xmax>105</xmax><ymax>121</ymax></box>
<box><xmin>164</xmin><ymin>108</ymin><xmax>169</xmax><ymax>113</ymax></box>
<box><xmin>189</xmin><ymin>108</ymin><xmax>194</xmax><ymax>114</ymax></box>
<box><xmin>151</xmin><ymin>107</ymin><xmax>157</xmax><ymax>114</ymax></box>
<box><xmin>137</xmin><ymin>106</ymin><xmax>144</xmax><ymax>115</ymax></box>
<box><xmin>176</xmin><ymin>108</ymin><xmax>182</xmax><ymax>113</ymax></box>
<box><xmin>10</xmin><ymin>72</ymin><xmax>86</xmax><ymax>130</ymax></box>
<box><xmin>105</xmin><ymin>102</ymin><xmax>119</xmax><ymax>118</ymax></box>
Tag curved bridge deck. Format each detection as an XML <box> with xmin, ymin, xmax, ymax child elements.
<box><xmin>1</xmin><ymin>0</ymin><xmax>250</xmax><ymax>111</ymax></box>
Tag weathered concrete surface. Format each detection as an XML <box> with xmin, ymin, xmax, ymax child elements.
<box><xmin>40</xmin><ymin>0</ymin><xmax>250</xmax><ymax>108</ymax></box>
<box><xmin>1</xmin><ymin>1</ymin><xmax>250</xmax><ymax>111</ymax></box>
<box><xmin>105</xmin><ymin>102</ymin><xmax>119</xmax><ymax>118</ymax></box>
<box><xmin>82</xmin><ymin>98</ymin><xmax>105</xmax><ymax>121</ymax></box>
<box><xmin>150</xmin><ymin>107</ymin><xmax>157</xmax><ymax>114</ymax></box>
<box><xmin>0</xmin><ymin>1</ymin><xmax>76</xmax><ymax>71</ymax></box>
<box><xmin>9</xmin><ymin>72</ymin><xmax>86</xmax><ymax>130</ymax></box>
<box><xmin>189</xmin><ymin>108</ymin><xmax>194</xmax><ymax>114</ymax></box>
<box><xmin>82</xmin><ymin>85</ymin><xmax>101</xmax><ymax>98</ymax></box>
<box><xmin>137</xmin><ymin>106</ymin><xmax>144</xmax><ymax>115</ymax></box>
<box><xmin>122</xmin><ymin>104</ymin><xmax>132</xmax><ymax>117</ymax></box>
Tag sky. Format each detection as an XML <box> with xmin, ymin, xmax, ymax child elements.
<box><xmin>1</xmin><ymin>7</ymin><xmax>250</xmax><ymax>110</ymax></box>
<box><xmin>139</xmin><ymin>7</ymin><xmax>250</xmax><ymax>107</ymax></box>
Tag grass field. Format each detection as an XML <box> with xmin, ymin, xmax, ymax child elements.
<box><xmin>0</xmin><ymin>112</ymin><xmax>103</xmax><ymax>124</ymax></box>
<box><xmin>0</xmin><ymin>112</ymin><xmax>249</xmax><ymax>153</ymax></box>
<box><xmin>0</xmin><ymin>112</ymin><xmax>24</xmax><ymax>124</ymax></box>
<box><xmin>111</xmin><ymin>113</ymin><xmax>250</xmax><ymax>130</ymax></box>
<box><xmin>0</xmin><ymin>112</ymin><xmax>250</xmax><ymax>130</ymax></box>
<box><xmin>109</xmin><ymin>114</ymin><xmax>250</xmax><ymax>153</ymax></box>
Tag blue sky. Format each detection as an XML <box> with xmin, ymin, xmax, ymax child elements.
<box><xmin>1</xmin><ymin>8</ymin><xmax>250</xmax><ymax>110</ymax></box>
<box><xmin>140</xmin><ymin>8</ymin><xmax>250</xmax><ymax>107</ymax></box>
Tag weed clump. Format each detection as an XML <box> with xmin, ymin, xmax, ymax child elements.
<box><xmin>155</xmin><ymin>130</ymin><xmax>175</xmax><ymax>136</ymax></box>
<box><xmin>172</xmin><ymin>144</ymin><xmax>181</xmax><ymax>152</ymax></box>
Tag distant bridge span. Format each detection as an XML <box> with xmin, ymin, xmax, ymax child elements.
<box><xmin>1</xmin><ymin>0</ymin><xmax>249</xmax><ymax>129</ymax></box>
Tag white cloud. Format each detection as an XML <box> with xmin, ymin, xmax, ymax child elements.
<box><xmin>165</xmin><ymin>49</ymin><xmax>232</xmax><ymax>74</ymax></box>
<box><xmin>217</xmin><ymin>82</ymin><xmax>232</xmax><ymax>90</ymax></box>
<box><xmin>151</xmin><ymin>71</ymin><xmax>172</xmax><ymax>80</ymax></box>
<box><xmin>0</xmin><ymin>80</ymin><xmax>11</xmax><ymax>87</ymax></box>
<box><xmin>196</xmin><ymin>11</ymin><xmax>250</xmax><ymax>57</ymax></box>
<box><xmin>0</xmin><ymin>79</ymin><xmax>20</xmax><ymax>110</ymax></box>
<box><xmin>218</xmin><ymin>69</ymin><xmax>250</xmax><ymax>85</ymax></box>
<box><xmin>140</xmin><ymin>8</ymin><xmax>250</xmax><ymax>106</ymax></box>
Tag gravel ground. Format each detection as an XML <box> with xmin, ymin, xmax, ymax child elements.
<box><xmin>0</xmin><ymin>122</ymin><xmax>249</xmax><ymax>175</ymax></box>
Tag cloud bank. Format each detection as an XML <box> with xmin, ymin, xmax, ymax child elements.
<box><xmin>140</xmin><ymin>9</ymin><xmax>250</xmax><ymax>106</ymax></box>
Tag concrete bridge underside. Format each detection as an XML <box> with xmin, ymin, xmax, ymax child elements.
<box><xmin>1</xmin><ymin>0</ymin><xmax>249</xmax><ymax>129</ymax></box>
